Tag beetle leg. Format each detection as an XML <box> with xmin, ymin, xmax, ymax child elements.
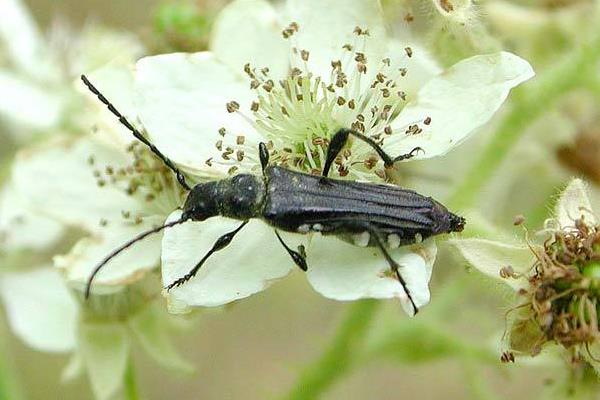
<box><xmin>164</xmin><ymin>221</ymin><xmax>248</xmax><ymax>291</ymax></box>
<box><xmin>322</xmin><ymin>128</ymin><xmax>424</xmax><ymax>177</ymax></box>
<box><xmin>275</xmin><ymin>231</ymin><xmax>308</xmax><ymax>271</ymax></box>
<box><xmin>259</xmin><ymin>142</ymin><xmax>270</xmax><ymax>174</ymax></box>
<box><xmin>368</xmin><ymin>228</ymin><xmax>419</xmax><ymax>315</ymax></box>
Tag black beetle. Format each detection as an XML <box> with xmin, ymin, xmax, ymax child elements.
<box><xmin>81</xmin><ymin>75</ymin><xmax>465</xmax><ymax>313</ymax></box>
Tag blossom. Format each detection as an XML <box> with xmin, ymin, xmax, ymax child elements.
<box><xmin>100</xmin><ymin>0</ymin><xmax>534</xmax><ymax>314</ymax></box>
<box><xmin>0</xmin><ymin>1</ymin><xmax>192</xmax><ymax>398</ymax></box>
<box><xmin>452</xmin><ymin>179</ymin><xmax>600</xmax><ymax>371</ymax></box>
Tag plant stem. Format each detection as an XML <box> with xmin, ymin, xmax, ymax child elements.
<box><xmin>124</xmin><ymin>358</ymin><xmax>140</xmax><ymax>400</ymax></box>
<box><xmin>448</xmin><ymin>36</ymin><xmax>600</xmax><ymax>211</ymax></box>
<box><xmin>0</xmin><ymin>318</ymin><xmax>24</xmax><ymax>400</ymax></box>
<box><xmin>279</xmin><ymin>300</ymin><xmax>379</xmax><ymax>400</ymax></box>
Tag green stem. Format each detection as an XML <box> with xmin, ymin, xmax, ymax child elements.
<box><xmin>448</xmin><ymin>36</ymin><xmax>600</xmax><ymax>211</ymax></box>
<box><xmin>124</xmin><ymin>358</ymin><xmax>140</xmax><ymax>400</ymax></box>
<box><xmin>279</xmin><ymin>300</ymin><xmax>379</xmax><ymax>400</ymax></box>
<box><xmin>0</xmin><ymin>317</ymin><xmax>25</xmax><ymax>400</ymax></box>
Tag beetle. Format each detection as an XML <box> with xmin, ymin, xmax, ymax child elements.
<box><xmin>81</xmin><ymin>75</ymin><xmax>465</xmax><ymax>314</ymax></box>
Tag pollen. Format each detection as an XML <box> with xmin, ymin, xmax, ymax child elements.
<box><xmin>217</xmin><ymin>25</ymin><xmax>418</xmax><ymax>180</ymax></box>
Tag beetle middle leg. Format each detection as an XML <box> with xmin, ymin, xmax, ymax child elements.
<box><xmin>275</xmin><ymin>231</ymin><xmax>308</xmax><ymax>271</ymax></box>
<box><xmin>165</xmin><ymin>221</ymin><xmax>248</xmax><ymax>290</ymax></box>
<box><xmin>322</xmin><ymin>128</ymin><xmax>424</xmax><ymax>177</ymax></box>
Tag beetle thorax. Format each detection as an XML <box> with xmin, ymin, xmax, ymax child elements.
<box><xmin>183</xmin><ymin>175</ymin><xmax>265</xmax><ymax>221</ymax></box>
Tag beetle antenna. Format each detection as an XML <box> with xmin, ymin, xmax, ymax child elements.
<box><xmin>80</xmin><ymin>74</ymin><xmax>191</xmax><ymax>191</ymax></box>
<box><xmin>84</xmin><ymin>216</ymin><xmax>188</xmax><ymax>299</ymax></box>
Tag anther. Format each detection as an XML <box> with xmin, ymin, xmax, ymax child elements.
<box><xmin>226</xmin><ymin>101</ymin><xmax>240</xmax><ymax>113</ymax></box>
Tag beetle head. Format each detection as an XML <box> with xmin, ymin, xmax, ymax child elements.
<box><xmin>181</xmin><ymin>182</ymin><xmax>220</xmax><ymax>221</ymax></box>
<box><xmin>449</xmin><ymin>214</ymin><xmax>466</xmax><ymax>233</ymax></box>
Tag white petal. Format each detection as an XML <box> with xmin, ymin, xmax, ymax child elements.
<box><xmin>135</xmin><ymin>52</ymin><xmax>262</xmax><ymax>179</ymax></box>
<box><xmin>306</xmin><ymin>237</ymin><xmax>437</xmax><ymax>316</ymax></box>
<box><xmin>12</xmin><ymin>136</ymin><xmax>143</xmax><ymax>232</ymax></box>
<box><xmin>210</xmin><ymin>0</ymin><xmax>289</xmax><ymax>79</ymax></box>
<box><xmin>0</xmin><ymin>71</ymin><xmax>64</xmax><ymax>131</ymax></box>
<box><xmin>386</xmin><ymin>52</ymin><xmax>535</xmax><ymax>160</ymax></box>
<box><xmin>162</xmin><ymin>211</ymin><xmax>296</xmax><ymax>308</ymax></box>
<box><xmin>79</xmin><ymin>322</ymin><xmax>130</xmax><ymax>400</ymax></box>
<box><xmin>555</xmin><ymin>178</ymin><xmax>596</xmax><ymax>228</ymax></box>
<box><xmin>128</xmin><ymin>304</ymin><xmax>194</xmax><ymax>373</ymax></box>
<box><xmin>0</xmin><ymin>182</ymin><xmax>64</xmax><ymax>251</ymax></box>
<box><xmin>450</xmin><ymin>238</ymin><xmax>534</xmax><ymax>291</ymax></box>
<box><xmin>80</xmin><ymin>66</ymin><xmax>139</xmax><ymax>149</ymax></box>
<box><xmin>286</xmin><ymin>0</ymin><xmax>387</xmax><ymax>80</ymax></box>
<box><xmin>55</xmin><ymin>216</ymin><xmax>164</xmax><ymax>287</ymax></box>
<box><xmin>0</xmin><ymin>268</ymin><xmax>78</xmax><ymax>352</ymax></box>
<box><xmin>0</xmin><ymin>0</ymin><xmax>54</xmax><ymax>79</ymax></box>
<box><xmin>385</xmin><ymin>40</ymin><xmax>441</xmax><ymax>99</ymax></box>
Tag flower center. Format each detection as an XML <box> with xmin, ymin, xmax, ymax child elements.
<box><xmin>508</xmin><ymin>216</ymin><xmax>600</xmax><ymax>359</ymax></box>
<box><xmin>227</xmin><ymin>24</ymin><xmax>416</xmax><ymax>179</ymax></box>
<box><xmin>88</xmin><ymin>143</ymin><xmax>185</xmax><ymax>226</ymax></box>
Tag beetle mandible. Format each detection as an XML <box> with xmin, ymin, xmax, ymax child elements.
<box><xmin>81</xmin><ymin>75</ymin><xmax>465</xmax><ymax>314</ymax></box>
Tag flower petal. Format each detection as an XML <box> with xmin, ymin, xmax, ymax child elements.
<box><xmin>79</xmin><ymin>322</ymin><xmax>130</xmax><ymax>400</ymax></box>
<box><xmin>385</xmin><ymin>40</ymin><xmax>441</xmax><ymax>99</ymax></box>
<box><xmin>0</xmin><ymin>71</ymin><xmax>64</xmax><ymax>132</ymax></box>
<box><xmin>128</xmin><ymin>304</ymin><xmax>194</xmax><ymax>373</ymax></box>
<box><xmin>134</xmin><ymin>52</ymin><xmax>262</xmax><ymax>179</ymax></box>
<box><xmin>0</xmin><ymin>0</ymin><xmax>54</xmax><ymax>80</ymax></box>
<box><xmin>80</xmin><ymin>66</ymin><xmax>140</xmax><ymax>148</ymax></box>
<box><xmin>450</xmin><ymin>238</ymin><xmax>534</xmax><ymax>290</ymax></box>
<box><xmin>54</xmin><ymin>216</ymin><xmax>164</xmax><ymax>287</ymax></box>
<box><xmin>306</xmin><ymin>237</ymin><xmax>437</xmax><ymax>316</ymax></box>
<box><xmin>210</xmin><ymin>0</ymin><xmax>289</xmax><ymax>79</ymax></box>
<box><xmin>0</xmin><ymin>267</ymin><xmax>78</xmax><ymax>352</ymax></box>
<box><xmin>385</xmin><ymin>52</ymin><xmax>535</xmax><ymax>160</ymax></box>
<box><xmin>12</xmin><ymin>136</ymin><xmax>143</xmax><ymax>232</ymax></box>
<box><xmin>161</xmin><ymin>211</ymin><xmax>297</xmax><ymax>309</ymax></box>
<box><xmin>286</xmin><ymin>0</ymin><xmax>387</xmax><ymax>80</ymax></box>
<box><xmin>555</xmin><ymin>178</ymin><xmax>596</xmax><ymax>228</ymax></box>
<box><xmin>0</xmin><ymin>182</ymin><xmax>64</xmax><ymax>251</ymax></box>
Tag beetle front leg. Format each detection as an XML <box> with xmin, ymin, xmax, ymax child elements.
<box><xmin>164</xmin><ymin>221</ymin><xmax>248</xmax><ymax>291</ymax></box>
<box><xmin>275</xmin><ymin>231</ymin><xmax>308</xmax><ymax>271</ymax></box>
<box><xmin>322</xmin><ymin>128</ymin><xmax>424</xmax><ymax>177</ymax></box>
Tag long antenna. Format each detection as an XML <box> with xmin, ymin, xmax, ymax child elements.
<box><xmin>85</xmin><ymin>217</ymin><xmax>187</xmax><ymax>299</ymax></box>
<box><xmin>80</xmin><ymin>74</ymin><xmax>191</xmax><ymax>191</ymax></box>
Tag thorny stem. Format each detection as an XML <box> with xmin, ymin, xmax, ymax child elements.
<box><xmin>448</xmin><ymin>35</ymin><xmax>600</xmax><ymax>211</ymax></box>
<box><xmin>124</xmin><ymin>357</ymin><xmax>140</xmax><ymax>400</ymax></box>
<box><xmin>278</xmin><ymin>300</ymin><xmax>379</xmax><ymax>400</ymax></box>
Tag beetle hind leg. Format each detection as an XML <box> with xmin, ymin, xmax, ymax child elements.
<box><xmin>369</xmin><ymin>229</ymin><xmax>419</xmax><ymax>315</ymax></box>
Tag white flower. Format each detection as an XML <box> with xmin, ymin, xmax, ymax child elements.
<box><xmin>99</xmin><ymin>0</ymin><xmax>534</xmax><ymax>315</ymax></box>
<box><xmin>0</xmin><ymin>0</ymin><xmax>143</xmax><ymax>141</ymax></box>
<box><xmin>452</xmin><ymin>179</ymin><xmax>600</xmax><ymax>370</ymax></box>
<box><xmin>0</xmin><ymin>3</ymin><xmax>194</xmax><ymax>397</ymax></box>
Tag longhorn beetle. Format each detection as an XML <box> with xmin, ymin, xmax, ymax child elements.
<box><xmin>81</xmin><ymin>74</ymin><xmax>465</xmax><ymax>314</ymax></box>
